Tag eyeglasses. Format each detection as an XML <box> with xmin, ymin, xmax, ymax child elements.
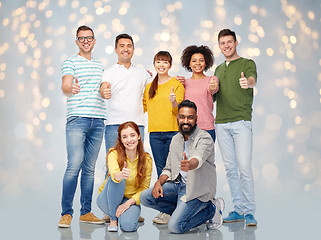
<box><xmin>77</xmin><ymin>36</ymin><xmax>94</xmax><ymax>43</ymax></box>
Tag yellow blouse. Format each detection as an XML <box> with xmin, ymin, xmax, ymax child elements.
<box><xmin>98</xmin><ymin>149</ymin><xmax>153</xmax><ymax>205</ymax></box>
<box><xmin>143</xmin><ymin>77</ymin><xmax>185</xmax><ymax>132</ymax></box>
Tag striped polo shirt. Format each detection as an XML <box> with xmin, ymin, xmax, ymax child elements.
<box><xmin>62</xmin><ymin>54</ymin><xmax>107</xmax><ymax>119</ymax></box>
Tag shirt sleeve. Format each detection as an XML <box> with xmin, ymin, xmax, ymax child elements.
<box><xmin>143</xmin><ymin>85</ymin><xmax>149</xmax><ymax>113</ymax></box>
<box><xmin>107</xmin><ymin>150</ymin><xmax>122</xmax><ymax>183</ymax></box>
<box><xmin>244</xmin><ymin>59</ymin><xmax>257</xmax><ymax>82</ymax></box>
<box><xmin>131</xmin><ymin>154</ymin><xmax>153</xmax><ymax>205</ymax></box>
<box><xmin>172</xmin><ymin>79</ymin><xmax>185</xmax><ymax>115</ymax></box>
<box><xmin>61</xmin><ymin>58</ymin><xmax>74</xmax><ymax>77</ymax></box>
<box><xmin>189</xmin><ymin>132</ymin><xmax>214</xmax><ymax>169</ymax></box>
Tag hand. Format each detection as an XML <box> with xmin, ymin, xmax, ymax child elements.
<box><xmin>115</xmin><ymin>201</ymin><xmax>131</xmax><ymax>218</ymax></box>
<box><xmin>209</xmin><ymin>76</ymin><xmax>218</xmax><ymax>92</ymax></box>
<box><xmin>152</xmin><ymin>180</ymin><xmax>163</xmax><ymax>199</ymax></box>
<box><xmin>102</xmin><ymin>81</ymin><xmax>111</xmax><ymax>99</ymax></box>
<box><xmin>176</xmin><ymin>75</ymin><xmax>185</xmax><ymax>85</ymax></box>
<box><xmin>239</xmin><ymin>72</ymin><xmax>249</xmax><ymax>89</ymax></box>
<box><xmin>169</xmin><ymin>86</ymin><xmax>176</xmax><ymax>103</ymax></box>
<box><xmin>180</xmin><ymin>152</ymin><xmax>190</xmax><ymax>172</ymax></box>
<box><xmin>71</xmin><ymin>77</ymin><xmax>80</xmax><ymax>95</ymax></box>
<box><xmin>121</xmin><ymin>162</ymin><xmax>130</xmax><ymax>179</ymax></box>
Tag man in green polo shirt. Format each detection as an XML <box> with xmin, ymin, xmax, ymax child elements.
<box><xmin>214</xmin><ymin>29</ymin><xmax>257</xmax><ymax>226</ymax></box>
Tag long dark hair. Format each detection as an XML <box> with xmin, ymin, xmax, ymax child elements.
<box><xmin>107</xmin><ymin>121</ymin><xmax>147</xmax><ymax>187</ymax></box>
<box><xmin>149</xmin><ymin>51</ymin><xmax>172</xmax><ymax>99</ymax></box>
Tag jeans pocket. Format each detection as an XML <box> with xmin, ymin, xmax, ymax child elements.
<box><xmin>242</xmin><ymin>120</ymin><xmax>252</xmax><ymax>131</ymax></box>
<box><xmin>66</xmin><ymin>116</ymin><xmax>80</xmax><ymax>125</ymax></box>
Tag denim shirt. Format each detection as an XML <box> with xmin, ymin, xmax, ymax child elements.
<box><xmin>161</xmin><ymin>126</ymin><xmax>216</xmax><ymax>202</ymax></box>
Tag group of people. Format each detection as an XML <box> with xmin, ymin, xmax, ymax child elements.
<box><xmin>57</xmin><ymin>25</ymin><xmax>258</xmax><ymax>234</ymax></box>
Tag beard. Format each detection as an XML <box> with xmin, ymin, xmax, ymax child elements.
<box><xmin>179</xmin><ymin>122</ymin><xmax>197</xmax><ymax>136</ymax></box>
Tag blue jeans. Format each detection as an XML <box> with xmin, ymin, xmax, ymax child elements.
<box><xmin>215</xmin><ymin>120</ymin><xmax>255</xmax><ymax>215</ymax></box>
<box><xmin>96</xmin><ymin>178</ymin><xmax>140</xmax><ymax>232</ymax></box>
<box><xmin>206</xmin><ymin>129</ymin><xmax>216</xmax><ymax>143</ymax></box>
<box><xmin>61</xmin><ymin>116</ymin><xmax>104</xmax><ymax>216</ymax></box>
<box><xmin>140</xmin><ymin>181</ymin><xmax>215</xmax><ymax>234</ymax></box>
<box><xmin>149</xmin><ymin>131</ymin><xmax>178</xmax><ymax>177</ymax></box>
<box><xmin>105</xmin><ymin>124</ymin><xmax>145</xmax><ymax>153</ymax></box>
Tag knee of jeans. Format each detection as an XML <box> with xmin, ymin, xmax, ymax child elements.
<box><xmin>168</xmin><ymin>219</ymin><xmax>183</xmax><ymax>234</ymax></box>
<box><xmin>120</xmin><ymin>219</ymin><xmax>138</xmax><ymax>232</ymax></box>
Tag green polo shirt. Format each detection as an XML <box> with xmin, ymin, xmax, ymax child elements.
<box><xmin>214</xmin><ymin>57</ymin><xmax>257</xmax><ymax>123</ymax></box>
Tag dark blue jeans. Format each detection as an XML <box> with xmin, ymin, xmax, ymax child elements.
<box><xmin>149</xmin><ymin>131</ymin><xmax>178</xmax><ymax>177</ymax></box>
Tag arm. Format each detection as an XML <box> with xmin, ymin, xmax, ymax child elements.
<box><xmin>115</xmin><ymin>198</ymin><xmax>136</xmax><ymax>218</ymax></box>
<box><xmin>170</xmin><ymin>81</ymin><xmax>185</xmax><ymax>115</ymax></box>
<box><xmin>61</xmin><ymin>75</ymin><xmax>80</xmax><ymax>97</ymax></box>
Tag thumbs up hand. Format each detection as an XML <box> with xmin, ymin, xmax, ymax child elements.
<box><xmin>180</xmin><ymin>152</ymin><xmax>190</xmax><ymax>172</ymax></box>
<box><xmin>102</xmin><ymin>81</ymin><xmax>111</xmax><ymax>99</ymax></box>
<box><xmin>71</xmin><ymin>77</ymin><xmax>80</xmax><ymax>95</ymax></box>
<box><xmin>239</xmin><ymin>72</ymin><xmax>249</xmax><ymax>89</ymax></box>
<box><xmin>209</xmin><ymin>76</ymin><xmax>218</xmax><ymax>93</ymax></box>
<box><xmin>121</xmin><ymin>162</ymin><xmax>130</xmax><ymax>179</ymax></box>
<box><xmin>169</xmin><ymin>86</ymin><xmax>176</xmax><ymax>103</ymax></box>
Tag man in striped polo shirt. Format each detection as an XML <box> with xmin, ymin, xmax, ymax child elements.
<box><xmin>58</xmin><ymin>25</ymin><xmax>108</xmax><ymax>228</ymax></box>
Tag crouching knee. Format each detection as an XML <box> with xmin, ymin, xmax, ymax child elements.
<box><xmin>168</xmin><ymin>219</ymin><xmax>184</xmax><ymax>234</ymax></box>
<box><xmin>119</xmin><ymin>220</ymin><xmax>138</xmax><ymax>232</ymax></box>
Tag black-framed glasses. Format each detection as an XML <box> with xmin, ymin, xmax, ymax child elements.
<box><xmin>77</xmin><ymin>36</ymin><xmax>94</xmax><ymax>43</ymax></box>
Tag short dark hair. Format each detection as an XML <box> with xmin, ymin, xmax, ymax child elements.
<box><xmin>218</xmin><ymin>29</ymin><xmax>237</xmax><ymax>42</ymax></box>
<box><xmin>181</xmin><ymin>45</ymin><xmax>214</xmax><ymax>72</ymax></box>
<box><xmin>115</xmin><ymin>33</ymin><xmax>134</xmax><ymax>48</ymax></box>
<box><xmin>217</xmin><ymin>28</ymin><xmax>236</xmax><ymax>42</ymax></box>
<box><xmin>178</xmin><ymin>99</ymin><xmax>197</xmax><ymax>113</ymax></box>
<box><xmin>76</xmin><ymin>25</ymin><xmax>94</xmax><ymax>38</ymax></box>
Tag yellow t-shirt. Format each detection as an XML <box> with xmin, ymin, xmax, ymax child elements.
<box><xmin>98</xmin><ymin>150</ymin><xmax>153</xmax><ymax>205</ymax></box>
<box><xmin>143</xmin><ymin>77</ymin><xmax>185</xmax><ymax>132</ymax></box>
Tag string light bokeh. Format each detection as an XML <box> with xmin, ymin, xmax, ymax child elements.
<box><xmin>0</xmin><ymin>0</ymin><xmax>320</xmax><ymax>202</ymax></box>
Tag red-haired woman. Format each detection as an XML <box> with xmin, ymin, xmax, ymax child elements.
<box><xmin>96</xmin><ymin>121</ymin><xmax>152</xmax><ymax>232</ymax></box>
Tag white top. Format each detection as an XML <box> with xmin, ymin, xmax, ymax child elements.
<box><xmin>62</xmin><ymin>55</ymin><xmax>107</xmax><ymax>119</ymax></box>
<box><xmin>102</xmin><ymin>63</ymin><xmax>151</xmax><ymax>125</ymax></box>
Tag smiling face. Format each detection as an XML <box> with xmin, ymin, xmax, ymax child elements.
<box><xmin>189</xmin><ymin>53</ymin><xmax>206</xmax><ymax>74</ymax></box>
<box><xmin>120</xmin><ymin>126</ymin><xmax>140</xmax><ymax>152</ymax></box>
<box><xmin>115</xmin><ymin>38</ymin><xmax>134</xmax><ymax>64</ymax></box>
<box><xmin>177</xmin><ymin>107</ymin><xmax>197</xmax><ymax>137</ymax></box>
<box><xmin>154</xmin><ymin>59</ymin><xmax>171</xmax><ymax>76</ymax></box>
<box><xmin>76</xmin><ymin>30</ymin><xmax>96</xmax><ymax>55</ymax></box>
<box><xmin>218</xmin><ymin>35</ymin><xmax>239</xmax><ymax>61</ymax></box>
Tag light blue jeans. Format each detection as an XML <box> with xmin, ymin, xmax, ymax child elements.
<box><xmin>104</xmin><ymin>124</ymin><xmax>144</xmax><ymax>153</ymax></box>
<box><xmin>96</xmin><ymin>178</ymin><xmax>140</xmax><ymax>232</ymax></box>
<box><xmin>149</xmin><ymin>131</ymin><xmax>178</xmax><ymax>177</ymax></box>
<box><xmin>215</xmin><ymin>120</ymin><xmax>255</xmax><ymax>215</ymax></box>
<box><xmin>140</xmin><ymin>181</ymin><xmax>215</xmax><ymax>234</ymax></box>
<box><xmin>61</xmin><ymin>116</ymin><xmax>104</xmax><ymax>216</ymax></box>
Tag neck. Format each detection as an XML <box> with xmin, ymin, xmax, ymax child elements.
<box><xmin>118</xmin><ymin>60</ymin><xmax>132</xmax><ymax>69</ymax></box>
<box><xmin>225</xmin><ymin>53</ymin><xmax>240</xmax><ymax>63</ymax></box>
<box><xmin>191</xmin><ymin>72</ymin><xmax>206</xmax><ymax>80</ymax></box>
<box><xmin>125</xmin><ymin>149</ymin><xmax>137</xmax><ymax>162</ymax></box>
<box><xmin>158</xmin><ymin>74</ymin><xmax>171</xmax><ymax>84</ymax></box>
<box><xmin>79</xmin><ymin>52</ymin><xmax>92</xmax><ymax>61</ymax></box>
<box><xmin>183</xmin><ymin>134</ymin><xmax>189</xmax><ymax>141</ymax></box>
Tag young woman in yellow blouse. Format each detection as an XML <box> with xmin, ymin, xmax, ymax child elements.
<box><xmin>143</xmin><ymin>51</ymin><xmax>185</xmax><ymax>177</ymax></box>
<box><xmin>96</xmin><ymin>121</ymin><xmax>152</xmax><ymax>232</ymax></box>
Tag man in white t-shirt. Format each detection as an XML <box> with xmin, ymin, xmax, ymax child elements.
<box><xmin>100</xmin><ymin>33</ymin><xmax>151</xmax><ymax>153</ymax></box>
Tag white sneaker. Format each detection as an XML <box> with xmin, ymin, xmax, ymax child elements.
<box><xmin>153</xmin><ymin>212</ymin><xmax>170</xmax><ymax>224</ymax></box>
<box><xmin>206</xmin><ymin>197</ymin><xmax>225</xmax><ymax>230</ymax></box>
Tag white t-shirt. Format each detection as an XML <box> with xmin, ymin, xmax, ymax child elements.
<box><xmin>102</xmin><ymin>63</ymin><xmax>151</xmax><ymax>125</ymax></box>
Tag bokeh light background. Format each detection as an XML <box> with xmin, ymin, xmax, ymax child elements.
<box><xmin>0</xmin><ymin>0</ymin><xmax>320</xmax><ymax>239</ymax></box>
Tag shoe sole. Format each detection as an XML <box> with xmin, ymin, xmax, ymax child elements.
<box><xmin>246</xmin><ymin>222</ymin><xmax>257</xmax><ymax>226</ymax></box>
<box><xmin>223</xmin><ymin>219</ymin><xmax>245</xmax><ymax>223</ymax></box>
<box><xmin>58</xmin><ymin>224</ymin><xmax>70</xmax><ymax>228</ymax></box>
<box><xmin>79</xmin><ymin>220</ymin><xmax>105</xmax><ymax>224</ymax></box>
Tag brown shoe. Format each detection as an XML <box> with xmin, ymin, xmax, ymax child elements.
<box><xmin>102</xmin><ymin>214</ymin><xmax>110</xmax><ymax>223</ymax></box>
<box><xmin>138</xmin><ymin>216</ymin><xmax>145</xmax><ymax>222</ymax></box>
<box><xmin>79</xmin><ymin>212</ymin><xmax>104</xmax><ymax>225</ymax></box>
<box><xmin>58</xmin><ymin>214</ymin><xmax>72</xmax><ymax>228</ymax></box>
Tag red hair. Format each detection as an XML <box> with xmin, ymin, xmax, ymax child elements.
<box><xmin>107</xmin><ymin>121</ymin><xmax>147</xmax><ymax>187</ymax></box>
